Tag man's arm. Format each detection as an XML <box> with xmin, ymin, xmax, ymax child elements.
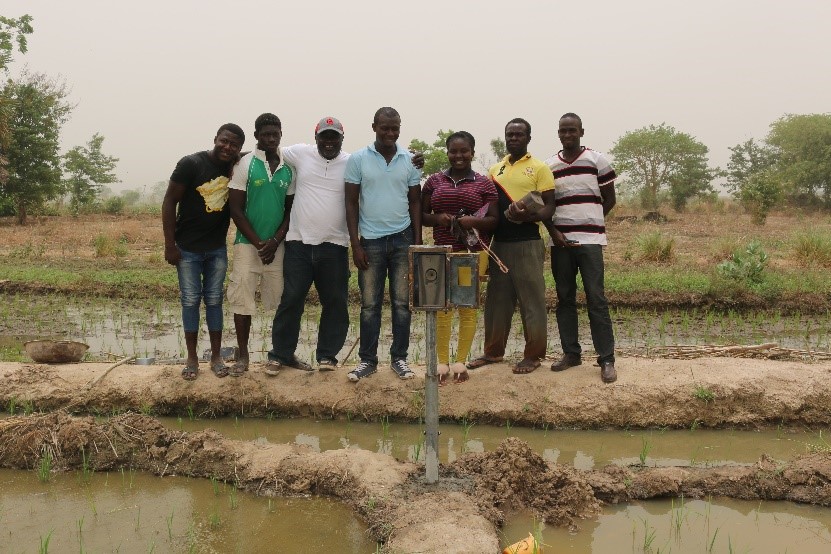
<box><xmin>161</xmin><ymin>181</ymin><xmax>186</xmax><ymax>265</ymax></box>
<box><xmin>345</xmin><ymin>182</ymin><xmax>368</xmax><ymax>270</ymax></box>
<box><xmin>507</xmin><ymin>189</ymin><xmax>555</xmax><ymax>223</ymax></box>
<box><xmin>258</xmin><ymin>195</ymin><xmax>293</xmax><ymax>265</ymax></box>
<box><xmin>600</xmin><ymin>183</ymin><xmax>616</xmax><ymax>216</ymax></box>
<box><xmin>407</xmin><ymin>185</ymin><xmax>422</xmax><ymax>245</ymax></box>
<box><xmin>229</xmin><ymin>188</ymin><xmax>265</xmax><ymax>248</ymax></box>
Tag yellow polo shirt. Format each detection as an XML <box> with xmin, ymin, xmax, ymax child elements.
<box><xmin>489</xmin><ymin>153</ymin><xmax>555</xmax><ymax>241</ymax></box>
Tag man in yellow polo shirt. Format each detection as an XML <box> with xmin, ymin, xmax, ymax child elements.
<box><xmin>467</xmin><ymin>118</ymin><xmax>555</xmax><ymax>374</ymax></box>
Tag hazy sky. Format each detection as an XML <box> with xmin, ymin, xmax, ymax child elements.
<box><xmin>4</xmin><ymin>0</ymin><xmax>830</xmax><ymax>191</ymax></box>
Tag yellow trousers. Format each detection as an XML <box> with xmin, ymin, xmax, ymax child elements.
<box><xmin>436</xmin><ymin>250</ymin><xmax>488</xmax><ymax>364</ymax></box>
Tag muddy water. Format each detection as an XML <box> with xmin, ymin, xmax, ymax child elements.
<box><xmin>0</xmin><ymin>468</ymin><xmax>374</xmax><ymax>553</ymax></box>
<box><xmin>503</xmin><ymin>499</ymin><xmax>831</xmax><ymax>553</ymax></box>
<box><xmin>1</xmin><ymin>294</ymin><xmax>830</xmax><ymax>363</ymax></box>
<box><xmin>162</xmin><ymin>416</ymin><xmax>831</xmax><ymax>468</ymax></box>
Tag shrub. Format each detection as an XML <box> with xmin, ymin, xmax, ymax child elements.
<box><xmin>717</xmin><ymin>241</ymin><xmax>768</xmax><ymax>285</ymax></box>
<box><xmin>92</xmin><ymin>234</ymin><xmax>114</xmax><ymax>257</ymax></box>
<box><xmin>103</xmin><ymin>196</ymin><xmax>125</xmax><ymax>215</ymax></box>
<box><xmin>634</xmin><ymin>230</ymin><xmax>675</xmax><ymax>262</ymax></box>
<box><xmin>740</xmin><ymin>170</ymin><xmax>781</xmax><ymax>225</ymax></box>
<box><xmin>790</xmin><ymin>232</ymin><xmax>831</xmax><ymax>268</ymax></box>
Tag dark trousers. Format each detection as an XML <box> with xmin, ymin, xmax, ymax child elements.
<box><xmin>483</xmin><ymin>239</ymin><xmax>548</xmax><ymax>361</ymax></box>
<box><xmin>271</xmin><ymin>241</ymin><xmax>350</xmax><ymax>362</ymax></box>
<box><xmin>551</xmin><ymin>244</ymin><xmax>615</xmax><ymax>365</ymax></box>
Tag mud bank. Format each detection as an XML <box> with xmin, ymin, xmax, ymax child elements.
<box><xmin>1</xmin><ymin>414</ymin><xmax>829</xmax><ymax>553</ymax></box>
<box><xmin>2</xmin><ymin>357</ymin><xmax>831</xmax><ymax>428</ymax></box>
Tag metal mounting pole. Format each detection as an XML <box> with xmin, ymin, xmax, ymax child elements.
<box><xmin>424</xmin><ymin>310</ymin><xmax>439</xmax><ymax>483</ymax></box>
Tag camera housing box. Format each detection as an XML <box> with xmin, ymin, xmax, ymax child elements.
<box><xmin>408</xmin><ymin>246</ymin><xmax>481</xmax><ymax>311</ymax></box>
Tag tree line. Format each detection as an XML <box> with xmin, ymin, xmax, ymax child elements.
<box><xmin>3</xmin><ymin>14</ymin><xmax>829</xmax><ymax>226</ymax></box>
<box><xmin>0</xmin><ymin>15</ymin><xmax>118</xmax><ymax>224</ymax></box>
<box><xmin>412</xmin><ymin>117</ymin><xmax>831</xmax><ymax>225</ymax></box>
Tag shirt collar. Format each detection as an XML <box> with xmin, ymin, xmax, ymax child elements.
<box><xmin>369</xmin><ymin>143</ymin><xmax>408</xmax><ymax>159</ymax></box>
<box><xmin>502</xmin><ymin>153</ymin><xmax>532</xmax><ymax>166</ymax></box>
<box><xmin>253</xmin><ymin>148</ymin><xmax>284</xmax><ymax>170</ymax></box>
<box><xmin>442</xmin><ymin>168</ymin><xmax>476</xmax><ymax>182</ymax></box>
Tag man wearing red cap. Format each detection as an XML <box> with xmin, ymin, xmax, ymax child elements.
<box><xmin>268</xmin><ymin>117</ymin><xmax>352</xmax><ymax>372</ymax></box>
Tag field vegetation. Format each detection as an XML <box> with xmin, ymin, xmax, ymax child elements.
<box><xmin>1</xmin><ymin>200</ymin><xmax>830</xmax><ymax>312</ymax></box>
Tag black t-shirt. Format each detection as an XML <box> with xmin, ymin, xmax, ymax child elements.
<box><xmin>169</xmin><ymin>151</ymin><xmax>231</xmax><ymax>252</ymax></box>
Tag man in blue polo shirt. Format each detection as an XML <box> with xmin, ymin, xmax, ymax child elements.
<box><xmin>344</xmin><ymin>107</ymin><xmax>422</xmax><ymax>382</ymax></box>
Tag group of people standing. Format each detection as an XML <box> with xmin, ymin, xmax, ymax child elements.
<box><xmin>161</xmin><ymin>107</ymin><xmax>618</xmax><ymax>385</ymax></box>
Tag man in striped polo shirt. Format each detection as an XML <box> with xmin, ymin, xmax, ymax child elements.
<box><xmin>545</xmin><ymin>113</ymin><xmax>618</xmax><ymax>383</ymax></box>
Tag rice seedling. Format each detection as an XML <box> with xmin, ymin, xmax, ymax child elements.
<box><xmin>80</xmin><ymin>447</ymin><xmax>93</xmax><ymax>484</ymax></box>
<box><xmin>38</xmin><ymin>529</ymin><xmax>53</xmax><ymax>554</ymax></box>
<box><xmin>229</xmin><ymin>486</ymin><xmax>238</xmax><ymax>510</ymax></box>
<box><xmin>211</xmin><ymin>476</ymin><xmax>220</xmax><ymax>496</ymax></box>
<box><xmin>37</xmin><ymin>449</ymin><xmax>52</xmax><ymax>483</ymax></box>
<box><xmin>639</xmin><ymin>436</ymin><xmax>652</xmax><ymax>467</ymax></box>
<box><xmin>135</xmin><ymin>507</ymin><xmax>141</xmax><ymax>531</ymax></box>
<box><xmin>208</xmin><ymin>509</ymin><xmax>221</xmax><ymax>529</ymax></box>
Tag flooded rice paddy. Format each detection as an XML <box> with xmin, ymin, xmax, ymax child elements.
<box><xmin>1</xmin><ymin>294</ymin><xmax>830</xmax><ymax>364</ymax></box>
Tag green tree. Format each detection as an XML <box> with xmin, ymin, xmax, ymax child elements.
<box><xmin>409</xmin><ymin>129</ymin><xmax>454</xmax><ymax>177</ymax></box>
<box><xmin>490</xmin><ymin>137</ymin><xmax>506</xmax><ymax>160</ymax></box>
<box><xmin>765</xmin><ymin>113</ymin><xmax>831</xmax><ymax>208</ymax></box>
<box><xmin>0</xmin><ymin>15</ymin><xmax>34</xmax><ymax>188</ymax></box>
<box><xmin>725</xmin><ymin>138</ymin><xmax>779</xmax><ymax>223</ymax></box>
<box><xmin>0</xmin><ymin>14</ymin><xmax>33</xmax><ymax>73</ymax></box>
<box><xmin>610</xmin><ymin>123</ymin><xmax>715</xmax><ymax>212</ymax></box>
<box><xmin>0</xmin><ymin>72</ymin><xmax>73</xmax><ymax>224</ymax></box>
<box><xmin>63</xmin><ymin>133</ymin><xmax>119</xmax><ymax>213</ymax></box>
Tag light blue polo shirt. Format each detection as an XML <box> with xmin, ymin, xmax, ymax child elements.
<box><xmin>344</xmin><ymin>143</ymin><xmax>422</xmax><ymax>239</ymax></box>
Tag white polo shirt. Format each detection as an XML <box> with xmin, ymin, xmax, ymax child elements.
<box><xmin>281</xmin><ymin>144</ymin><xmax>350</xmax><ymax>247</ymax></box>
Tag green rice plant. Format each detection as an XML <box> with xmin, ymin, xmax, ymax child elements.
<box><xmin>634</xmin><ymin>230</ymin><xmax>675</xmax><ymax>262</ymax></box>
<box><xmin>461</xmin><ymin>418</ymin><xmax>475</xmax><ymax>453</ymax></box>
<box><xmin>7</xmin><ymin>396</ymin><xmax>16</xmax><ymax>415</ymax></box>
<box><xmin>211</xmin><ymin>476</ymin><xmax>220</xmax><ymax>496</ymax></box>
<box><xmin>640</xmin><ymin>517</ymin><xmax>656</xmax><ymax>552</ymax></box>
<box><xmin>80</xmin><ymin>447</ymin><xmax>93</xmax><ymax>484</ymax></box>
<box><xmin>639</xmin><ymin>436</ymin><xmax>652</xmax><ymax>467</ymax></box>
<box><xmin>135</xmin><ymin>507</ymin><xmax>141</xmax><ymax>531</ymax></box>
<box><xmin>380</xmin><ymin>416</ymin><xmax>391</xmax><ymax>438</ymax></box>
<box><xmin>694</xmin><ymin>385</ymin><xmax>715</xmax><ymax>403</ymax></box>
<box><xmin>38</xmin><ymin>529</ymin><xmax>53</xmax><ymax>554</ymax></box>
<box><xmin>228</xmin><ymin>486</ymin><xmax>238</xmax><ymax>510</ymax></box>
<box><xmin>790</xmin><ymin>232</ymin><xmax>831</xmax><ymax>268</ymax></box>
<box><xmin>37</xmin><ymin>449</ymin><xmax>52</xmax><ymax>483</ymax></box>
<box><xmin>186</xmin><ymin>404</ymin><xmax>195</xmax><ymax>421</ymax></box>
<box><xmin>670</xmin><ymin>495</ymin><xmax>687</xmax><ymax>540</ymax></box>
<box><xmin>146</xmin><ymin>541</ymin><xmax>156</xmax><ymax>553</ymax></box>
<box><xmin>208</xmin><ymin>509</ymin><xmax>221</xmax><ymax>529</ymax></box>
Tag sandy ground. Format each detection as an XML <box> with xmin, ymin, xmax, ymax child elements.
<box><xmin>2</xmin><ymin>358</ymin><xmax>831</xmax><ymax>553</ymax></box>
<box><xmin>2</xmin><ymin>356</ymin><xmax>831</xmax><ymax>428</ymax></box>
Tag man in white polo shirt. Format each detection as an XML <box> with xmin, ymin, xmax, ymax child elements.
<box><xmin>269</xmin><ymin>117</ymin><xmax>351</xmax><ymax>371</ymax></box>
<box><xmin>545</xmin><ymin>112</ymin><xmax>618</xmax><ymax>384</ymax></box>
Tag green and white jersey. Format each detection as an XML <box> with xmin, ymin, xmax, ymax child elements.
<box><xmin>229</xmin><ymin>149</ymin><xmax>296</xmax><ymax>245</ymax></box>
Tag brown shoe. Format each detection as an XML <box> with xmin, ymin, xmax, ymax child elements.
<box><xmin>600</xmin><ymin>361</ymin><xmax>617</xmax><ymax>383</ymax></box>
<box><xmin>550</xmin><ymin>353</ymin><xmax>582</xmax><ymax>372</ymax></box>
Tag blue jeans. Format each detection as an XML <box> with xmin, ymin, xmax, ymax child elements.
<box><xmin>176</xmin><ymin>245</ymin><xmax>227</xmax><ymax>333</ymax></box>
<box><xmin>271</xmin><ymin>241</ymin><xmax>350</xmax><ymax>362</ymax></box>
<box><xmin>551</xmin><ymin>244</ymin><xmax>615</xmax><ymax>365</ymax></box>
<box><xmin>358</xmin><ymin>227</ymin><xmax>413</xmax><ymax>365</ymax></box>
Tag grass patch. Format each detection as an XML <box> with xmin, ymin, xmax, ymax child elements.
<box><xmin>633</xmin><ymin>230</ymin><xmax>675</xmax><ymax>262</ymax></box>
<box><xmin>790</xmin><ymin>232</ymin><xmax>831</xmax><ymax>268</ymax></box>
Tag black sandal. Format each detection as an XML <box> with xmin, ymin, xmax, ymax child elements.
<box><xmin>211</xmin><ymin>361</ymin><xmax>229</xmax><ymax>378</ymax></box>
<box><xmin>181</xmin><ymin>365</ymin><xmax>198</xmax><ymax>381</ymax></box>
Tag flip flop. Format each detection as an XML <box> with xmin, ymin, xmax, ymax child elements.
<box><xmin>211</xmin><ymin>361</ymin><xmax>229</xmax><ymax>378</ymax></box>
<box><xmin>451</xmin><ymin>362</ymin><xmax>469</xmax><ymax>384</ymax></box>
<box><xmin>229</xmin><ymin>359</ymin><xmax>248</xmax><ymax>377</ymax></box>
<box><xmin>181</xmin><ymin>365</ymin><xmax>198</xmax><ymax>381</ymax></box>
<box><xmin>466</xmin><ymin>356</ymin><xmax>502</xmax><ymax>370</ymax></box>
<box><xmin>512</xmin><ymin>359</ymin><xmax>540</xmax><ymax>374</ymax></box>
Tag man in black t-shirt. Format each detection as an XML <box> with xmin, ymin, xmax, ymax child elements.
<box><xmin>162</xmin><ymin>123</ymin><xmax>245</xmax><ymax>380</ymax></box>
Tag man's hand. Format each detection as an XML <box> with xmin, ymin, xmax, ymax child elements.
<box><xmin>551</xmin><ymin>229</ymin><xmax>571</xmax><ymax>248</ymax></box>
<box><xmin>164</xmin><ymin>244</ymin><xmax>181</xmax><ymax>266</ymax></box>
<box><xmin>258</xmin><ymin>238</ymin><xmax>278</xmax><ymax>265</ymax></box>
<box><xmin>506</xmin><ymin>200</ymin><xmax>534</xmax><ymax>223</ymax></box>
<box><xmin>352</xmin><ymin>243</ymin><xmax>369</xmax><ymax>270</ymax></box>
<box><xmin>410</xmin><ymin>150</ymin><xmax>425</xmax><ymax>170</ymax></box>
